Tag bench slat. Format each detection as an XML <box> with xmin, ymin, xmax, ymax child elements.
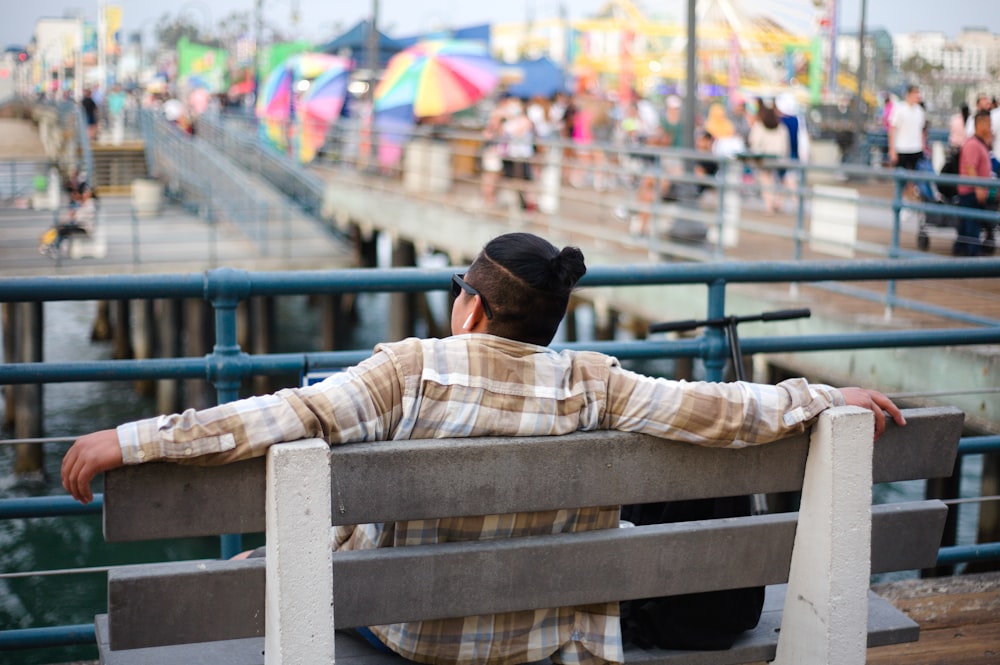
<box><xmin>107</xmin><ymin>501</ymin><xmax>944</xmax><ymax>649</ymax></box>
<box><xmin>95</xmin><ymin>587</ymin><xmax>918</xmax><ymax>665</ymax></box>
<box><xmin>103</xmin><ymin>407</ymin><xmax>962</xmax><ymax>542</ymax></box>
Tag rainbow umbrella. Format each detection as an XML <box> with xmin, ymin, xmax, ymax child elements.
<box><xmin>297</xmin><ymin>60</ymin><xmax>352</xmax><ymax>163</ymax></box>
<box><xmin>256</xmin><ymin>53</ymin><xmax>352</xmax><ymax>161</ymax></box>
<box><xmin>374</xmin><ymin>40</ymin><xmax>499</xmax><ymax>119</ymax></box>
<box><xmin>256</xmin><ymin>65</ymin><xmax>295</xmax><ymax>123</ymax></box>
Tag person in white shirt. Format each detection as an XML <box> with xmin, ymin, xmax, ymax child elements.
<box><xmin>888</xmin><ymin>85</ymin><xmax>925</xmax><ymax>171</ymax></box>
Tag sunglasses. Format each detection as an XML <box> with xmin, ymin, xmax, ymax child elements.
<box><xmin>451</xmin><ymin>273</ymin><xmax>494</xmax><ymax>319</ymax></box>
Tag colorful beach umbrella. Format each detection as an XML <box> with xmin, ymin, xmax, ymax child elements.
<box><xmin>256</xmin><ymin>53</ymin><xmax>352</xmax><ymax>162</ymax></box>
<box><xmin>374</xmin><ymin>40</ymin><xmax>499</xmax><ymax>119</ymax></box>
<box><xmin>297</xmin><ymin>61</ymin><xmax>352</xmax><ymax>162</ymax></box>
<box><xmin>256</xmin><ymin>65</ymin><xmax>295</xmax><ymax>122</ymax></box>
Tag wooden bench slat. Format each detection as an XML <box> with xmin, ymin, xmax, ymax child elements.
<box><xmin>103</xmin><ymin>407</ymin><xmax>962</xmax><ymax>542</ymax></box>
<box><xmin>95</xmin><ymin>587</ymin><xmax>918</xmax><ymax>665</ymax></box>
<box><xmin>107</xmin><ymin>501</ymin><xmax>945</xmax><ymax>649</ymax></box>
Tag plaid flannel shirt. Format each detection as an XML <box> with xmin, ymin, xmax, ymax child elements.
<box><xmin>117</xmin><ymin>334</ymin><xmax>843</xmax><ymax>665</ymax></box>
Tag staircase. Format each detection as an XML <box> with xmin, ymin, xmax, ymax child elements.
<box><xmin>91</xmin><ymin>141</ymin><xmax>148</xmax><ymax>195</ymax></box>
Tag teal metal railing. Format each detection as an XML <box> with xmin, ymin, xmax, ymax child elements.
<box><xmin>1</xmin><ymin>261</ymin><xmax>1000</xmax><ymax>652</ymax></box>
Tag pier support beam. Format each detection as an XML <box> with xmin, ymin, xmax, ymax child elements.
<box><xmin>2</xmin><ymin>303</ymin><xmax>15</xmax><ymax>430</ymax></box>
<box><xmin>91</xmin><ymin>301</ymin><xmax>111</xmax><ymax>341</ymax></box>
<box><xmin>974</xmin><ymin>454</ymin><xmax>1000</xmax><ymax>574</ymax></box>
<box><xmin>131</xmin><ymin>299</ymin><xmax>156</xmax><ymax>397</ymax></box>
<box><xmin>112</xmin><ymin>300</ymin><xmax>133</xmax><ymax>360</ymax></box>
<box><xmin>250</xmin><ymin>296</ymin><xmax>276</xmax><ymax>395</ymax></box>
<box><xmin>184</xmin><ymin>298</ymin><xmax>214</xmax><ymax>409</ymax></box>
<box><xmin>13</xmin><ymin>302</ymin><xmax>44</xmax><ymax>475</ymax></box>
<box><xmin>320</xmin><ymin>294</ymin><xmax>352</xmax><ymax>352</ymax></box>
<box><xmin>156</xmin><ymin>299</ymin><xmax>181</xmax><ymax>414</ymax></box>
<box><xmin>387</xmin><ymin>237</ymin><xmax>417</xmax><ymax>342</ymax></box>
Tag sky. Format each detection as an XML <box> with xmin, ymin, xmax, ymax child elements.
<box><xmin>3</xmin><ymin>0</ymin><xmax>997</xmax><ymax>51</ymax></box>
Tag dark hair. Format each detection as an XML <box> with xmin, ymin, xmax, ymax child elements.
<box><xmin>758</xmin><ymin>104</ymin><xmax>780</xmax><ymax>130</ymax></box>
<box><xmin>975</xmin><ymin>110</ymin><xmax>992</xmax><ymax>126</ymax></box>
<box><xmin>961</xmin><ymin>103</ymin><xmax>970</xmax><ymax>123</ymax></box>
<box><xmin>468</xmin><ymin>233</ymin><xmax>586</xmax><ymax>345</ymax></box>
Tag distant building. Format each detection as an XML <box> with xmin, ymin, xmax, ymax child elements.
<box><xmin>30</xmin><ymin>17</ymin><xmax>85</xmax><ymax>97</ymax></box>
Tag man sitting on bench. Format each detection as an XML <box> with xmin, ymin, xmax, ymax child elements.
<box><xmin>62</xmin><ymin>232</ymin><xmax>903</xmax><ymax>665</ymax></box>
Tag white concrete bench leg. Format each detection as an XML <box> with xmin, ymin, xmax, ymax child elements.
<box><xmin>266</xmin><ymin>439</ymin><xmax>334</xmax><ymax>665</ymax></box>
<box><xmin>772</xmin><ymin>406</ymin><xmax>874</xmax><ymax>665</ymax></box>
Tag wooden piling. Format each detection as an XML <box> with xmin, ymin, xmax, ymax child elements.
<box><xmin>387</xmin><ymin>237</ymin><xmax>417</xmax><ymax>342</ymax></box>
<box><xmin>13</xmin><ymin>302</ymin><xmax>44</xmax><ymax>475</ymax></box>
<box><xmin>112</xmin><ymin>300</ymin><xmax>133</xmax><ymax>360</ymax></box>
<box><xmin>131</xmin><ymin>299</ymin><xmax>156</xmax><ymax>397</ymax></box>
<box><xmin>156</xmin><ymin>299</ymin><xmax>181</xmax><ymax>414</ymax></box>
<box><xmin>183</xmin><ymin>298</ymin><xmax>214</xmax><ymax>409</ymax></box>
<box><xmin>91</xmin><ymin>300</ymin><xmax>111</xmax><ymax>341</ymax></box>
<box><xmin>319</xmin><ymin>294</ymin><xmax>353</xmax><ymax>352</ymax></box>
<box><xmin>972</xmin><ymin>454</ymin><xmax>1000</xmax><ymax>574</ymax></box>
<box><xmin>250</xmin><ymin>296</ymin><xmax>275</xmax><ymax>395</ymax></box>
<box><xmin>2</xmin><ymin>303</ymin><xmax>15</xmax><ymax>430</ymax></box>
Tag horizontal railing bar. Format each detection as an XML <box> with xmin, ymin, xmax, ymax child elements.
<box><xmin>937</xmin><ymin>543</ymin><xmax>1000</xmax><ymax>565</ymax></box>
<box><xmin>3</xmin><ymin>260</ymin><xmax>1000</xmax><ymax>303</ymax></box>
<box><xmin>0</xmin><ymin>495</ymin><xmax>103</xmax><ymax>519</ymax></box>
<box><xmin>810</xmin><ymin>281</ymin><xmax>1000</xmax><ymax>327</ymax></box>
<box><xmin>942</xmin><ymin>495</ymin><xmax>1000</xmax><ymax>506</ymax></box>
<box><xmin>2</xmin><ymin>327</ymin><xmax>997</xmax><ymax>385</ymax></box>
<box><xmin>0</xmin><ymin>565</ymin><xmax>115</xmax><ymax>580</ymax></box>
<box><xmin>0</xmin><ymin>624</ymin><xmax>96</xmax><ymax>651</ymax></box>
<box><xmin>958</xmin><ymin>435</ymin><xmax>1000</xmax><ymax>456</ymax></box>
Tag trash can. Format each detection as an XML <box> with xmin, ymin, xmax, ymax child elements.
<box><xmin>131</xmin><ymin>178</ymin><xmax>163</xmax><ymax>218</ymax></box>
<box><xmin>404</xmin><ymin>138</ymin><xmax>452</xmax><ymax>194</ymax></box>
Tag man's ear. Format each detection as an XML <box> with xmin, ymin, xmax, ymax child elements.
<box><xmin>463</xmin><ymin>297</ymin><xmax>489</xmax><ymax>331</ymax></box>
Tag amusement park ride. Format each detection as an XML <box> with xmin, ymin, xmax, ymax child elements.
<box><xmin>499</xmin><ymin>0</ymin><xmax>866</xmax><ymax>109</ymax></box>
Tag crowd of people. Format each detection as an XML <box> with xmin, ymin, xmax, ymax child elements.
<box><xmin>475</xmin><ymin>85</ymin><xmax>998</xmax><ymax>252</ymax></box>
<box><xmin>886</xmin><ymin>85</ymin><xmax>1000</xmax><ymax>256</ymax></box>
<box><xmin>476</xmin><ymin>88</ymin><xmax>811</xmax><ymax>236</ymax></box>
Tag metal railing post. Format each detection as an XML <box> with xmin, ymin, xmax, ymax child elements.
<box><xmin>714</xmin><ymin>159</ymin><xmax>728</xmax><ymax>260</ymax></box>
<box><xmin>204</xmin><ymin>268</ymin><xmax>252</xmax><ymax>558</ymax></box>
<box><xmin>794</xmin><ymin>163</ymin><xmax>807</xmax><ymax>262</ymax></box>
<box><xmin>703</xmin><ymin>279</ymin><xmax>728</xmax><ymax>382</ymax></box>
<box><xmin>887</xmin><ymin>176</ymin><xmax>905</xmax><ymax>320</ymax></box>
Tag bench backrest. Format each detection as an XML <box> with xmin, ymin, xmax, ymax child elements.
<box><xmin>102</xmin><ymin>406</ymin><xmax>962</xmax><ymax>656</ymax></box>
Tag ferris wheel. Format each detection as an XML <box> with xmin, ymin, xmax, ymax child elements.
<box><xmin>655</xmin><ymin>0</ymin><xmax>831</xmax><ymax>89</ymax></box>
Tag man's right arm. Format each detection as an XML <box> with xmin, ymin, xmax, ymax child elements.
<box><xmin>61</xmin><ymin>349</ymin><xmax>404</xmax><ymax>504</ymax></box>
<box><xmin>61</xmin><ymin>429</ymin><xmax>123</xmax><ymax>504</ymax></box>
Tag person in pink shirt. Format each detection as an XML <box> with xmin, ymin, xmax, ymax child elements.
<box><xmin>953</xmin><ymin>111</ymin><xmax>996</xmax><ymax>256</ymax></box>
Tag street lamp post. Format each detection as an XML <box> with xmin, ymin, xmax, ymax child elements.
<box><xmin>683</xmin><ymin>0</ymin><xmax>696</xmax><ymax>149</ymax></box>
<box><xmin>853</xmin><ymin>0</ymin><xmax>868</xmax><ymax>148</ymax></box>
<box><xmin>366</xmin><ymin>0</ymin><xmax>380</xmax><ymax>167</ymax></box>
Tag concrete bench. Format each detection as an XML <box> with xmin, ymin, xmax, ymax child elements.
<box><xmin>94</xmin><ymin>406</ymin><xmax>963</xmax><ymax>665</ymax></box>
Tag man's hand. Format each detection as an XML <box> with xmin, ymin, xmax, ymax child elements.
<box><xmin>61</xmin><ymin>429</ymin><xmax>124</xmax><ymax>504</ymax></box>
<box><xmin>839</xmin><ymin>387</ymin><xmax>906</xmax><ymax>440</ymax></box>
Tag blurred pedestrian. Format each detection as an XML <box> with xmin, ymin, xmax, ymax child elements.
<box><xmin>747</xmin><ymin>102</ymin><xmax>790</xmax><ymax>214</ymax></box>
<box><xmin>107</xmin><ymin>84</ymin><xmax>127</xmax><ymax>145</ymax></box>
<box><xmin>953</xmin><ymin>111</ymin><xmax>996</xmax><ymax>257</ymax></box>
<box><xmin>81</xmin><ymin>88</ymin><xmax>99</xmax><ymax>142</ymax></box>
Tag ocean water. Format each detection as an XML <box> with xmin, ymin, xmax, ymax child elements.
<box><xmin>0</xmin><ymin>284</ymin><xmax>985</xmax><ymax>663</ymax></box>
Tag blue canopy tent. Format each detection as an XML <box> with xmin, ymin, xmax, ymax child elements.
<box><xmin>504</xmin><ymin>56</ymin><xmax>567</xmax><ymax>100</ymax></box>
<box><xmin>317</xmin><ymin>20</ymin><xmax>404</xmax><ymax>69</ymax></box>
<box><xmin>395</xmin><ymin>24</ymin><xmax>491</xmax><ymax>49</ymax></box>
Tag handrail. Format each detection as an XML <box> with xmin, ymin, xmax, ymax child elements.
<box><xmin>2</xmin><ymin>261</ymin><xmax>999</xmax><ymax>655</ymax></box>
<box><xmin>247</xmin><ymin>113</ymin><xmax>997</xmax><ymax>263</ymax></box>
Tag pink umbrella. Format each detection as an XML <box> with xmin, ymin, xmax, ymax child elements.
<box><xmin>297</xmin><ymin>60</ymin><xmax>352</xmax><ymax>163</ymax></box>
